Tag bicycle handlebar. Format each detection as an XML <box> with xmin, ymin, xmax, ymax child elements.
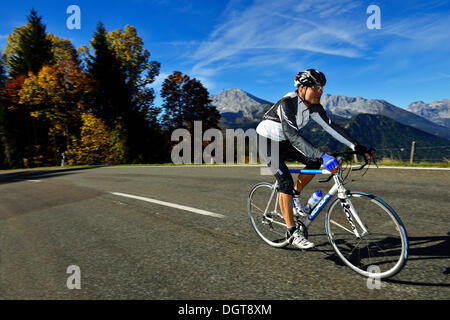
<box><xmin>333</xmin><ymin>147</ymin><xmax>377</xmax><ymax>170</ymax></box>
<box><xmin>318</xmin><ymin>148</ymin><xmax>377</xmax><ymax>183</ymax></box>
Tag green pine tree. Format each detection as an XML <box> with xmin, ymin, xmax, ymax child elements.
<box><xmin>161</xmin><ymin>71</ymin><xmax>221</xmax><ymax>163</ymax></box>
<box><xmin>182</xmin><ymin>77</ymin><xmax>221</xmax><ymax>132</ymax></box>
<box><xmin>161</xmin><ymin>71</ymin><xmax>220</xmax><ymax>133</ymax></box>
<box><xmin>8</xmin><ymin>9</ymin><xmax>53</xmax><ymax>77</ymax></box>
<box><xmin>160</xmin><ymin>71</ymin><xmax>187</xmax><ymax>131</ymax></box>
<box><xmin>88</xmin><ymin>22</ymin><xmax>129</xmax><ymax>127</ymax></box>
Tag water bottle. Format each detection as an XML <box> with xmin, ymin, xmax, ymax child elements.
<box><xmin>304</xmin><ymin>190</ymin><xmax>323</xmax><ymax>214</ymax></box>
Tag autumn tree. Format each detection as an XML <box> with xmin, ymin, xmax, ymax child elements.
<box><xmin>47</xmin><ymin>33</ymin><xmax>80</xmax><ymax>66</ymax></box>
<box><xmin>87</xmin><ymin>22</ymin><xmax>165</xmax><ymax>163</ymax></box>
<box><xmin>0</xmin><ymin>9</ymin><xmax>56</xmax><ymax>167</ymax></box>
<box><xmin>66</xmin><ymin>112</ymin><xmax>125</xmax><ymax>165</ymax></box>
<box><xmin>109</xmin><ymin>25</ymin><xmax>164</xmax><ymax>163</ymax></box>
<box><xmin>1</xmin><ymin>12</ymin><xmax>168</xmax><ymax>168</ymax></box>
<box><xmin>108</xmin><ymin>25</ymin><xmax>161</xmax><ymax>123</ymax></box>
<box><xmin>2</xmin><ymin>24</ymin><xmax>33</xmax><ymax>167</ymax></box>
<box><xmin>19</xmin><ymin>59</ymin><xmax>91</xmax><ymax>162</ymax></box>
<box><xmin>1</xmin><ymin>74</ymin><xmax>34</xmax><ymax>167</ymax></box>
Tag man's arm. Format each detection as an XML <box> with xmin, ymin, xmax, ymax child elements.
<box><xmin>309</xmin><ymin>104</ymin><xmax>359</xmax><ymax>150</ymax></box>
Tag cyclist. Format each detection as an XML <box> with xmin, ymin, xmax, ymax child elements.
<box><xmin>256</xmin><ymin>69</ymin><xmax>371</xmax><ymax>249</ymax></box>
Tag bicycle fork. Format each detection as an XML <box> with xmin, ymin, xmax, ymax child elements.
<box><xmin>332</xmin><ymin>179</ymin><xmax>369</xmax><ymax>239</ymax></box>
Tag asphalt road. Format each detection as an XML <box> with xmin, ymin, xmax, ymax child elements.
<box><xmin>0</xmin><ymin>165</ymin><xmax>449</xmax><ymax>300</ymax></box>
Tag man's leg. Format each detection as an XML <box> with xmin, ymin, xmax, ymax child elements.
<box><xmin>263</xmin><ymin>139</ymin><xmax>296</xmax><ymax>229</ymax></box>
<box><xmin>276</xmin><ymin>146</ymin><xmax>319</xmax><ymax>248</ymax></box>
<box><xmin>261</xmin><ymin>137</ymin><xmax>313</xmax><ymax>244</ymax></box>
<box><xmin>295</xmin><ymin>173</ymin><xmax>315</xmax><ymax>193</ymax></box>
<box><xmin>278</xmin><ymin>173</ymin><xmax>316</xmax><ymax>229</ymax></box>
<box><xmin>279</xmin><ymin>192</ymin><xmax>295</xmax><ymax>228</ymax></box>
<box><xmin>294</xmin><ymin>158</ymin><xmax>322</xmax><ymax>194</ymax></box>
<box><xmin>278</xmin><ymin>172</ymin><xmax>315</xmax><ymax>249</ymax></box>
<box><xmin>280</xmin><ymin>183</ymin><xmax>315</xmax><ymax>249</ymax></box>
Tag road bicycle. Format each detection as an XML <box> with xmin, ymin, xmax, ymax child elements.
<box><xmin>247</xmin><ymin>151</ymin><xmax>408</xmax><ymax>279</ymax></box>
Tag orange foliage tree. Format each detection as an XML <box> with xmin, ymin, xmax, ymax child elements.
<box><xmin>66</xmin><ymin>112</ymin><xmax>125</xmax><ymax>165</ymax></box>
<box><xmin>18</xmin><ymin>59</ymin><xmax>89</xmax><ymax>157</ymax></box>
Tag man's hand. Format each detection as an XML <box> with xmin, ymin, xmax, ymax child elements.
<box><xmin>322</xmin><ymin>154</ymin><xmax>339</xmax><ymax>174</ymax></box>
<box><xmin>355</xmin><ymin>144</ymin><xmax>372</xmax><ymax>162</ymax></box>
<box><xmin>329</xmin><ymin>165</ymin><xmax>339</xmax><ymax>174</ymax></box>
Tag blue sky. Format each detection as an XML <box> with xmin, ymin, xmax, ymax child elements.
<box><xmin>1</xmin><ymin>0</ymin><xmax>449</xmax><ymax>109</ymax></box>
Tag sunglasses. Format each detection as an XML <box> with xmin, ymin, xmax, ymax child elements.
<box><xmin>309</xmin><ymin>85</ymin><xmax>324</xmax><ymax>92</ymax></box>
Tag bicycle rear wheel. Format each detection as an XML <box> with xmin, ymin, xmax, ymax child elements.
<box><xmin>247</xmin><ymin>182</ymin><xmax>289</xmax><ymax>248</ymax></box>
<box><xmin>325</xmin><ymin>191</ymin><xmax>408</xmax><ymax>279</ymax></box>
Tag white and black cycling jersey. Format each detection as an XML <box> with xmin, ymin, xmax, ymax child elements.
<box><xmin>256</xmin><ymin>91</ymin><xmax>358</xmax><ymax>161</ymax></box>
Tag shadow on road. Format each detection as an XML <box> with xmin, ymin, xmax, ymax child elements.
<box><xmin>315</xmin><ymin>233</ymin><xmax>450</xmax><ymax>287</ymax></box>
<box><xmin>384</xmin><ymin>234</ymin><xmax>450</xmax><ymax>287</ymax></box>
<box><xmin>0</xmin><ymin>166</ymin><xmax>104</xmax><ymax>185</ymax></box>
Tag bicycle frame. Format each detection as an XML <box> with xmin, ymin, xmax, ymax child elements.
<box><xmin>269</xmin><ymin>168</ymin><xmax>369</xmax><ymax>239</ymax></box>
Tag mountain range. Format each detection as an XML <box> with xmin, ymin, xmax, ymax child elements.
<box><xmin>210</xmin><ymin>88</ymin><xmax>450</xmax><ymax>162</ymax></box>
<box><xmin>321</xmin><ymin>95</ymin><xmax>450</xmax><ymax>139</ymax></box>
<box><xmin>406</xmin><ymin>99</ymin><xmax>450</xmax><ymax>128</ymax></box>
<box><xmin>211</xmin><ymin>89</ymin><xmax>450</xmax><ymax>139</ymax></box>
<box><xmin>211</xmin><ymin>88</ymin><xmax>272</xmax><ymax>124</ymax></box>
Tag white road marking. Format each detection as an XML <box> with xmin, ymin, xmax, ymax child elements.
<box><xmin>12</xmin><ymin>179</ymin><xmax>42</xmax><ymax>182</ymax></box>
<box><xmin>110</xmin><ymin>192</ymin><xmax>226</xmax><ymax>219</ymax></box>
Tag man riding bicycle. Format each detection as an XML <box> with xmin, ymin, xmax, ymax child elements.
<box><xmin>256</xmin><ymin>69</ymin><xmax>371</xmax><ymax>249</ymax></box>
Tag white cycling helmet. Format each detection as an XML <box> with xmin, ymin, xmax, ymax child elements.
<box><xmin>294</xmin><ymin>69</ymin><xmax>327</xmax><ymax>88</ymax></box>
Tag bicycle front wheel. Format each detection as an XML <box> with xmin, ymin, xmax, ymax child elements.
<box><xmin>247</xmin><ymin>182</ymin><xmax>289</xmax><ymax>248</ymax></box>
<box><xmin>325</xmin><ymin>191</ymin><xmax>408</xmax><ymax>279</ymax></box>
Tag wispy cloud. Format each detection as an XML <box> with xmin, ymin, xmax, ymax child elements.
<box><xmin>163</xmin><ymin>0</ymin><xmax>450</xmax><ymax>92</ymax></box>
<box><xmin>182</xmin><ymin>0</ymin><xmax>368</xmax><ymax>85</ymax></box>
<box><xmin>381</xmin><ymin>13</ymin><xmax>450</xmax><ymax>52</ymax></box>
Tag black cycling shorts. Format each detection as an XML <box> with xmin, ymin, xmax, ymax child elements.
<box><xmin>259</xmin><ymin>135</ymin><xmax>321</xmax><ymax>195</ymax></box>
